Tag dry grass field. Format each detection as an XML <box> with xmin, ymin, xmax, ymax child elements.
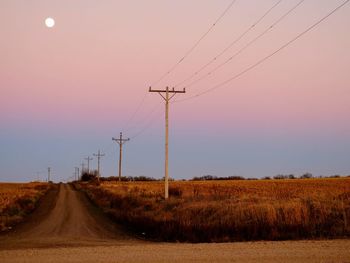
<box><xmin>78</xmin><ymin>178</ymin><xmax>350</xmax><ymax>242</ymax></box>
<box><xmin>0</xmin><ymin>182</ymin><xmax>50</xmax><ymax>231</ymax></box>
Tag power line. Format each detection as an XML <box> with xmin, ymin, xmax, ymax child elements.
<box><xmin>121</xmin><ymin>92</ymin><xmax>149</xmax><ymax>133</ymax></box>
<box><xmin>117</xmin><ymin>95</ymin><xmax>164</xmax><ymax>142</ymax></box>
<box><xmin>120</xmin><ymin>92</ymin><xmax>163</xmax><ymax>142</ymax></box>
<box><xmin>122</xmin><ymin>1</ymin><xmax>237</xmax><ymax>141</ymax></box>
<box><xmin>123</xmin><ymin>0</ymin><xmax>255</xmax><ymax>140</ymax></box>
<box><xmin>120</xmin><ymin>0</ymin><xmax>298</xmax><ymax>141</ymax></box>
<box><xmin>174</xmin><ymin>0</ymin><xmax>350</xmax><ymax>103</ymax></box>
<box><xmin>127</xmin><ymin>101</ymin><xmax>163</xmax><ymax>139</ymax></box>
<box><xmin>126</xmin><ymin>101</ymin><xmax>161</xmax><ymax>132</ymax></box>
<box><xmin>182</xmin><ymin>0</ymin><xmax>306</xmax><ymax>91</ymax></box>
<box><xmin>174</xmin><ymin>0</ymin><xmax>283</xmax><ymax>88</ymax></box>
<box><xmin>151</xmin><ymin>0</ymin><xmax>237</xmax><ymax>87</ymax></box>
<box><xmin>129</xmin><ymin>108</ymin><xmax>163</xmax><ymax>140</ymax></box>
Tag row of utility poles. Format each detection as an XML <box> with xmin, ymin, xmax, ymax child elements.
<box><xmin>78</xmin><ymin>152</ymin><xmax>105</xmax><ymax>181</ymax></box>
<box><xmin>36</xmin><ymin>167</ymin><xmax>52</xmax><ymax>182</ymax></box>
<box><xmin>76</xmin><ymin>86</ymin><xmax>184</xmax><ymax>199</ymax></box>
<box><xmin>76</xmin><ymin>132</ymin><xmax>130</xmax><ymax>182</ymax></box>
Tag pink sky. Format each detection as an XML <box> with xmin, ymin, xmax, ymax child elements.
<box><xmin>1</xmin><ymin>0</ymin><xmax>349</xmax><ymax>181</ymax></box>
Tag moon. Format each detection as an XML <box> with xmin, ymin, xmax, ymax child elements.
<box><xmin>45</xmin><ymin>17</ymin><xmax>55</xmax><ymax>28</ymax></box>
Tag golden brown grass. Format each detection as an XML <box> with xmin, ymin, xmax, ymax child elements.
<box><xmin>79</xmin><ymin>178</ymin><xmax>350</xmax><ymax>242</ymax></box>
<box><xmin>0</xmin><ymin>182</ymin><xmax>50</xmax><ymax>231</ymax></box>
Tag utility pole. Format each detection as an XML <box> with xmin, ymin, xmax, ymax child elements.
<box><xmin>84</xmin><ymin>156</ymin><xmax>93</xmax><ymax>173</ymax></box>
<box><xmin>81</xmin><ymin>162</ymin><xmax>85</xmax><ymax>174</ymax></box>
<box><xmin>93</xmin><ymin>150</ymin><xmax>105</xmax><ymax>180</ymax></box>
<box><xmin>48</xmin><ymin>167</ymin><xmax>51</xmax><ymax>182</ymax></box>
<box><xmin>75</xmin><ymin>167</ymin><xmax>80</xmax><ymax>181</ymax></box>
<box><xmin>36</xmin><ymin>172</ymin><xmax>40</xmax><ymax>182</ymax></box>
<box><xmin>112</xmin><ymin>132</ymin><xmax>130</xmax><ymax>181</ymax></box>
<box><xmin>149</xmin><ymin>86</ymin><xmax>185</xmax><ymax>199</ymax></box>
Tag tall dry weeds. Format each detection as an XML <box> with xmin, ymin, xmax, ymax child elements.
<box><xmin>79</xmin><ymin>178</ymin><xmax>350</xmax><ymax>242</ymax></box>
<box><xmin>0</xmin><ymin>182</ymin><xmax>50</xmax><ymax>231</ymax></box>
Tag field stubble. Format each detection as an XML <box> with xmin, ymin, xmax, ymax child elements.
<box><xmin>0</xmin><ymin>182</ymin><xmax>50</xmax><ymax>231</ymax></box>
<box><xmin>78</xmin><ymin>178</ymin><xmax>350</xmax><ymax>242</ymax></box>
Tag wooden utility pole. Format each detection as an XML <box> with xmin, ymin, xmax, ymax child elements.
<box><xmin>81</xmin><ymin>162</ymin><xmax>85</xmax><ymax>175</ymax></box>
<box><xmin>84</xmin><ymin>156</ymin><xmax>93</xmax><ymax>173</ymax></box>
<box><xmin>47</xmin><ymin>167</ymin><xmax>51</xmax><ymax>182</ymax></box>
<box><xmin>75</xmin><ymin>167</ymin><xmax>80</xmax><ymax>181</ymax></box>
<box><xmin>36</xmin><ymin>172</ymin><xmax>40</xmax><ymax>182</ymax></box>
<box><xmin>112</xmin><ymin>132</ymin><xmax>130</xmax><ymax>181</ymax></box>
<box><xmin>149</xmin><ymin>86</ymin><xmax>185</xmax><ymax>199</ymax></box>
<box><xmin>93</xmin><ymin>150</ymin><xmax>105</xmax><ymax>180</ymax></box>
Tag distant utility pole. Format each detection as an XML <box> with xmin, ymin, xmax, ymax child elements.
<box><xmin>112</xmin><ymin>132</ymin><xmax>130</xmax><ymax>181</ymax></box>
<box><xmin>93</xmin><ymin>150</ymin><xmax>105</xmax><ymax>180</ymax></box>
<box><xmin>36</xmin><ymin>172</ymin><xmax>40</xmax><ymax>182</ymax></box>
<box><xmin>149</xmin><ymin>86</ymin><xmax>186</xmax><ymax>199</ymax></box>
<box><xmin>84</xmin><ymin>156</ymin><xmax>93</xmax><ymax>173</ymax></box>
<box><xmin>47</xmin><ymin>167</ymin><xmax>51</xmax><ymax>182</ymax></box>
<box><xmin>75</xmin><ymin>167</ymin><xmax>80</xmax><ymax>181</ymax></box>
<box><xmin>81</xmin><ymin>162</ymin><xmax>85</xmax><ymax>174</ymax></box>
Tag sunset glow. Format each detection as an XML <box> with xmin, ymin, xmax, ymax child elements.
<box><xmin>1</xmin><ymin>0</ymin><xmax>349</xmax><ymax>182</ymax></box>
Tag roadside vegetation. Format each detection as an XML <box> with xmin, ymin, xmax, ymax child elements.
<box><xmin>0</xmin><ymin>182</ymin><xmax>50</xmax><ymax>231</ymax></box>
<box><xmin>77</xmin><ymin>177</ymin><xmax>350</xmax><ymax>242</ymax></box>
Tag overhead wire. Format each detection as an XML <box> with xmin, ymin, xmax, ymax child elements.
<box><xmin>173</xmin><ymin>0</ymin><xmax>283</xmax><ymax>88</ymax></box>
<box><xmin>173</xmin><ymin>0</ymin><xmax>350</xmax><ymax>104</ymax></box>
<box><xmin>123</xmin><ymin>1</ymin><xmax>238</xmax><ymax>140</ymax></box>
<box><xmin>181</xmin><ymin>0</ymin><xmax>306</xmax><ymax>91</ymax></box>
<box><xmin>130</xmin><ymin>0</ymin><xmax>283</xmax><ymax>141</ymax></box>
<box><xmin>118</xmin><ymin>0</ymin><xmax>348</xmax><ymax>142</ymax></box>
<box><xmin>121</xmin><ymin>91</ymin><xmax>149</xmax><ymax>133</ymax></box>
<box><xmin>125</xmin><ymin>0</ymin><xmax>298</xmax><ymax>140</ymax></box>
<box><xmin>121</xmin><ymin>1</ymin><xmax>237</xmax><ymax>137</ymax></box>
<box><xmin>150</xmin><ymin>0</ymin><xmax>237</xmax><ymax>87</ymax></box>
<box><xmin>129</xmin><ymin>103</ymin><xmax>164</xmax><ymax>140</ymax></box>
<box><xmin>79</xmin><ymin>0</ymin><xmax>349</xmax><ymax>179</ymax></box>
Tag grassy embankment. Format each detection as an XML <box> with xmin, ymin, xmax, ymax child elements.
<box><xmin>78</xmin><ymin>178</ymin><xmax>350</xmax><ymax>242</ymax></box>
<box><xmin>0</xmin><ymin>182</ymin><xmax>50</xmax><ymax>231</ymax></box>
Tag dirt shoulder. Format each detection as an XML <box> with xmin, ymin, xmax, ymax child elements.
<box><xmin>0</xmin><ymin>239</ymin><xmax>349</xmax><ymax>263</ymax></box>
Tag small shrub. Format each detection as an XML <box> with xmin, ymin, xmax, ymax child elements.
<box><xmin>169</xmin><ymin>186</ymin><xmax>182</xmax><ymax>197</ymax></box>
<box><xmin>81</xmin><ymin>171</ymin><xmax>98</xmax><ymax>181</ymax></box>
<box><xmin>300</xmin><ymin>173</ymin><xmax>313</xmax><ymax>179</ymax></box>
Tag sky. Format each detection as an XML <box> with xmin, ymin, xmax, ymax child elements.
<box><xmin>1</xmin><ymin>0</ymin><xmax>349</xmax><ymax>182</ymax></box>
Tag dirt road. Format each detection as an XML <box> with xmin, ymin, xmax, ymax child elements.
<box><xmin>0</xmin><ymin>183</ymin><xmax>137</xmax><ymax>249</ymax></box>
<box><xmin>0</xmin><ymin>183</ymin><xmax>349</xmax><ymax>262</ymax></box>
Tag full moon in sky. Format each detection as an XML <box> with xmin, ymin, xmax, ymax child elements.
<box><xmin>45</xmin><ymin>17</ymin><xmax>55</xmax><ymax>28</ymax></box>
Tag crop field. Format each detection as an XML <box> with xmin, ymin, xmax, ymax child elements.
<box><xmin>0</xmin><ymin>182</ymin><xmax>50</xmax><ymax>231</ymax></box>
<box><xmin>79</xmin><ymin>178</ymin><xmax>350</xmax><ymax>242</ymax></box>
